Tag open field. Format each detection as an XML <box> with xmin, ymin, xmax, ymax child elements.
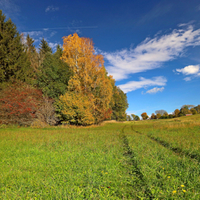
<box><xmin>0</xmin><ymin>115</ymin><xmax>200</xmax><ymax>199</ymax></box>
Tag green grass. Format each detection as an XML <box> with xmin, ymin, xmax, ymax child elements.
<box><xmin>0</xmin><ymin>115</ymin><xmax>200</xmax><ymax>199</ymax></box>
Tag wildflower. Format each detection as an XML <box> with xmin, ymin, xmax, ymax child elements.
<box><xmin>105</xmin><ymin>172</ymin><xmax>108</xmax><ymax>174</ymax></box>
<box><xmin>181</xmin><ymin>185</ymin><xmax>184</xmax><ymax>187</ymax></box>
<box><xmin>168</xmin><ymin>176</ymin><xmax>170</xmax><ymax>178</ymax></box>
<box><xmin>172</xmin><ymin>191</ymin><xmax>176</xmax><ymax>194</ymax></box>
<box><xmin>182</xmin><ymin>190</ymin><xmax>186</xmax><ymax>193</ymax></box>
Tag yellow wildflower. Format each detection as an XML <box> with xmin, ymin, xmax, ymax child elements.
<box><xmin>182</xmin><ymin>190</ymin><xmax>186</xmax><ymax>193</ymax></box>
<box><xmin>168</xmin><ymin>176</ymin><xmax>170</xmax><ymax>178</ymax></box>
<box><xmin>181</xmin><ymin>185</ymin><xmax>184</xmax><ymax>187</ymax></box>
<box><xmin>172</xmin><ymin>191</ymin><xmax>176</xmax><ymax>194</ymax></box>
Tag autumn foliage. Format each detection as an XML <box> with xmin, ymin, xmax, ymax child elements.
<box><xmin>0</xmin><ymin>82</ymin><xmax>43</xmax><ymax>125</ymax></box>
<box><xmin>56</xmin><ymin>92</ymin><xmax>94</xmax><ymax>125</ymax></box>
<box><xmin>0</xmin><ymin>10</ymin><xmax>129</xmax><ymax>127</ymax></box>
<box><xmin>141</xmin><ymin>112</ymin><xmax>148</xmax><ymax>120</ymax></box>
<box><xmin>58</xmin><ymin>33</ymin><xmax>115</xmax><ymax>124</ymax></box>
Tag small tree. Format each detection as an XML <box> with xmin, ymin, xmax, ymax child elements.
<box><xmin>174</xmin><ymin>109</ymin><xmax>180</xmax><ymax>118</ymax></box>
<box><xmin>156</xmin><ymin>113</ymin><xmax>161</xmax><ymax>119</ymax></box>
<box><xmin>180</xmin><ymin>107</ymin><xmax>192</xmax><ymax>116</ymax></box>
<box><xmin>162</xmin><ymin>112</ymin><xmax>169</xmax><ymax>119</ymax></box>
<box><xmin>194</xmin><ymin>105</ymin><xmax>200</xmax><ymax>114</ymax></box>
<box><xmin>155</xmin><ymin>110</ymin><xmax>167</xmax><ymax>116</ymax></box>
<box><xmin>169</xmin><ymin>114</ymin><xmax>173</xmax><ymax>118</ymax></box>
<box><xmin>131</xmin><ymin>114</ymin><xmax>136</xmax><ymax>120</ymax></box>
<box><xmin>35</xmin><ymin>98</ymin><xmax>58</xmax><ymax>126</ymax></box>
<box><xmin>151</xmin><ymin>113</ymin><xmax>156</xmax><ymax>119</ymax></box>
<box><xmin>127</xmin><ymin>115</ymin><xmax>132</xmax><ymax>121</ymax></box>
<box><xmin>141</xmin><ymin>112</ymin><xmax>148</xmax><ymax>120</ymax></box>
<box><xmin>190</xmin><ymin>108</ymin><xmax>197</xmax><ymax>115</ymax></box>
<box><xmin>134</xmin><ymin>115</ymin><xmax>140</xmax><ymax>121</ymax></box>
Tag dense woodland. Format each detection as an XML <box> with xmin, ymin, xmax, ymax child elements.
<box><xmin>0</xmin><ymin>10</ymin><xmax>128</xmax><ymax>126</ymax></box>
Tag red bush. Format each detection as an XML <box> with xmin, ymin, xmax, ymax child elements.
<box><xmin>0</xmin><ymin>82</ymin><xmax>43</xmax><ymax>125</ymax></box>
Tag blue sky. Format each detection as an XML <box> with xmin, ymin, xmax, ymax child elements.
<box><xmin>1</xmin><ymin>0</ymin><xmax>200</xmax><ymax>117</ymax></box>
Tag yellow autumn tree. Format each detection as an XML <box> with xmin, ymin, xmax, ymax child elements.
<box><xmin>56</xmin><ymin>92</ymin><xmax>94</xmax><ymax>125</ymax></box>
<box><xmin>61</xmin><ymin>33</ymin><xmax>114</xmax><ymax>124</ymax></box>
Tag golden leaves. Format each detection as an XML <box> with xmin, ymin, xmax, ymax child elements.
<box><xmin>60</xmin><ymin>33</ymin><xmax>114</xmax><ymax>124</ymax></box>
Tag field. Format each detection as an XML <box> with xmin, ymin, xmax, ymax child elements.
<box><xmin>0</xmin><ymin>115</ymin><xmax>200</xmax><ymax>199</ymax></box>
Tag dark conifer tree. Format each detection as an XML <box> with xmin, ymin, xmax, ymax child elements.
<box><xmin>25</xmin><ymin>34</ymin><xmax>39</xmax><ymax>75</ymax></box>
<box><xmin>38</xmin><ymin>38</ymin><xmax>52</xmax><ymax>66</ymax></box>
<box><xmin>0</xmin><ymin>10</ymin><xmax>31</xmax><ymax>85</ymax></box>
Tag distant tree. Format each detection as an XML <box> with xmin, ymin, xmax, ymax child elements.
<box><xmin>169</xmin><ymin>114</ymin><xmax>173</xmax><ymax>118</ymax></box>
<box><xmin>194</xmin><ymin>105</ymin><xmax>200</xmax><ymax>114</ymax></box>
<box><xmin>174</xmin><ymin>109</ymin><xmax>180</xmax><ymax>118</ymax></box>
<box><xmin>156</xmin><ymin>113</ymin><xmax>161</xmax><ymax>119</ymax></box>
<box><xmin>179</xmin><ymin>107</ymin><xmax>192</xmax><ymax>116</ymax></box>
<box><xmin>155</xmin><ymin>110</ymin><xmax>167</xmax><ymax>116</ymax></box>
<box><xmin>127</xmin><ymin>115</ymin><xmax>132</xmax><ymax>121</ymax></box>
<box><xmin>181</xmin><ymin>105</ymin><xmax>194</xmax><ymax>109</ymax></box>
<box><xmin>151</xmin><ymin>113</ymin><xmax>156</xmax><ymax>119</ymax></box>
<box><xmin>190</xmin><ymin>108</ymin><xmax>197</xmax><ymax>115</ymax></box>
<box><xmin>134</xmin><ymin>115</ymin><xmax>140</xmax><ymax>121</ymax></box>
<box><xmin>162</xmin><ymin>112</ymin><xmax>169</xmax><ymax>119</ymax></box>
<box><xmin>0</xmin><ymin>10</ymin><xmax>32</xmax><ymax>85</ymax></box>
<box><xmin>131</xmin><ymin>114</ymin><xmax>136</xmax><ymax>120</ymax></box>
<box><xmin>141</xmin><ymin>112</ymin><xmax>148</xmax><ymax>120</ymax></box>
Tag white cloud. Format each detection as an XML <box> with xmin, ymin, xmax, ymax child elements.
<box><xmin>23</xmin><ymin>31</ymin><xmax>43</xmax><ymax>38</ymax></box>
<box><xmin>146</xmin><ymin>87</ymin><xmax>164</xmax><ymax>94</ymax></box>
<box><xmin>183</xmin><ymin>77</ymin><xmax>192</xmax><ymax>81</ymax></box>
<box><xmin>118</xmin><ymin>76</ymin><xmax>167</xmax><ymax>93</ymax></box>
<box><xmin>45</xmin><ymin>5</ymin><xmax>59</xmax><ymax>12</ymax></box>
<box><xmin>50</xmin><ymin>31</ymin><xmax>57</xmax><ymax>37</ymax></box>
<box><xmin>103</xmin><ymin>25</ymin><xmax>200</xmax><ymax>81</ymax></box>
<box><xmin>49</xmin><ymin>42</ymin><xmax>59</xmax><ymax>51</ymax></box>
<box><xmin>176</xmin><ymin>65</ymin><xmax>200</xmax><ymax>75</ymax></box>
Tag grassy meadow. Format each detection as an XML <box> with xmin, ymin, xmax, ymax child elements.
<box><xmin>0</xmin><ymin>115</ymin><xmax>200</xmax><ymax>199</ymax></box>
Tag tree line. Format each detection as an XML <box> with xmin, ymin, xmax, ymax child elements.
<box><xmin>127</xmin><ymin>104</ymin><xmax>200</xmax><ymax>121</ymax></box>
<box><xmin>0</xmin><ymin>10</ymin><xmax>128</xmax><ymax>126</ymax></box>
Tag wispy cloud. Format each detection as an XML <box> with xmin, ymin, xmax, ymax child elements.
<box><xmin>146</xmin><ymin>87</ymin><xmax>164</xmax><ymax>94</ymax></box>
<box><xmin>45</xmin><ymin>5</ymin><xmax>59</xmax><ymax>12</ymax></box>
<box><xmin>23</xmin><ymin>31</ymin><xmax>43</xmax><ymax>38</ymax></box>
<box><xmin>183</xmin><ymin>77</ymin><xmax>192</xmax><ymax>81</ymax></box>
<box><xmin>118</xmin><ymin>76</ymin><xmax>167</xmax><ymax>93</ymax></box>
<box><xmin>50</xmin><ymin>31</ymin><xmax>57</xmax><ymax>37</ymax></box>
<box><xmin>138</xmin><ymin>2</ymin><xmax>172</xmax><ymax>24</ymax></box>
<box><xmin>103</xmin><ymin>25</ymin><xmax>200</xmax><ymax>81</ymax></box>
<box><xmin>0</xmin><ymin>0</ymin><xmax>20</xmax><ymax>19</ymax></box>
